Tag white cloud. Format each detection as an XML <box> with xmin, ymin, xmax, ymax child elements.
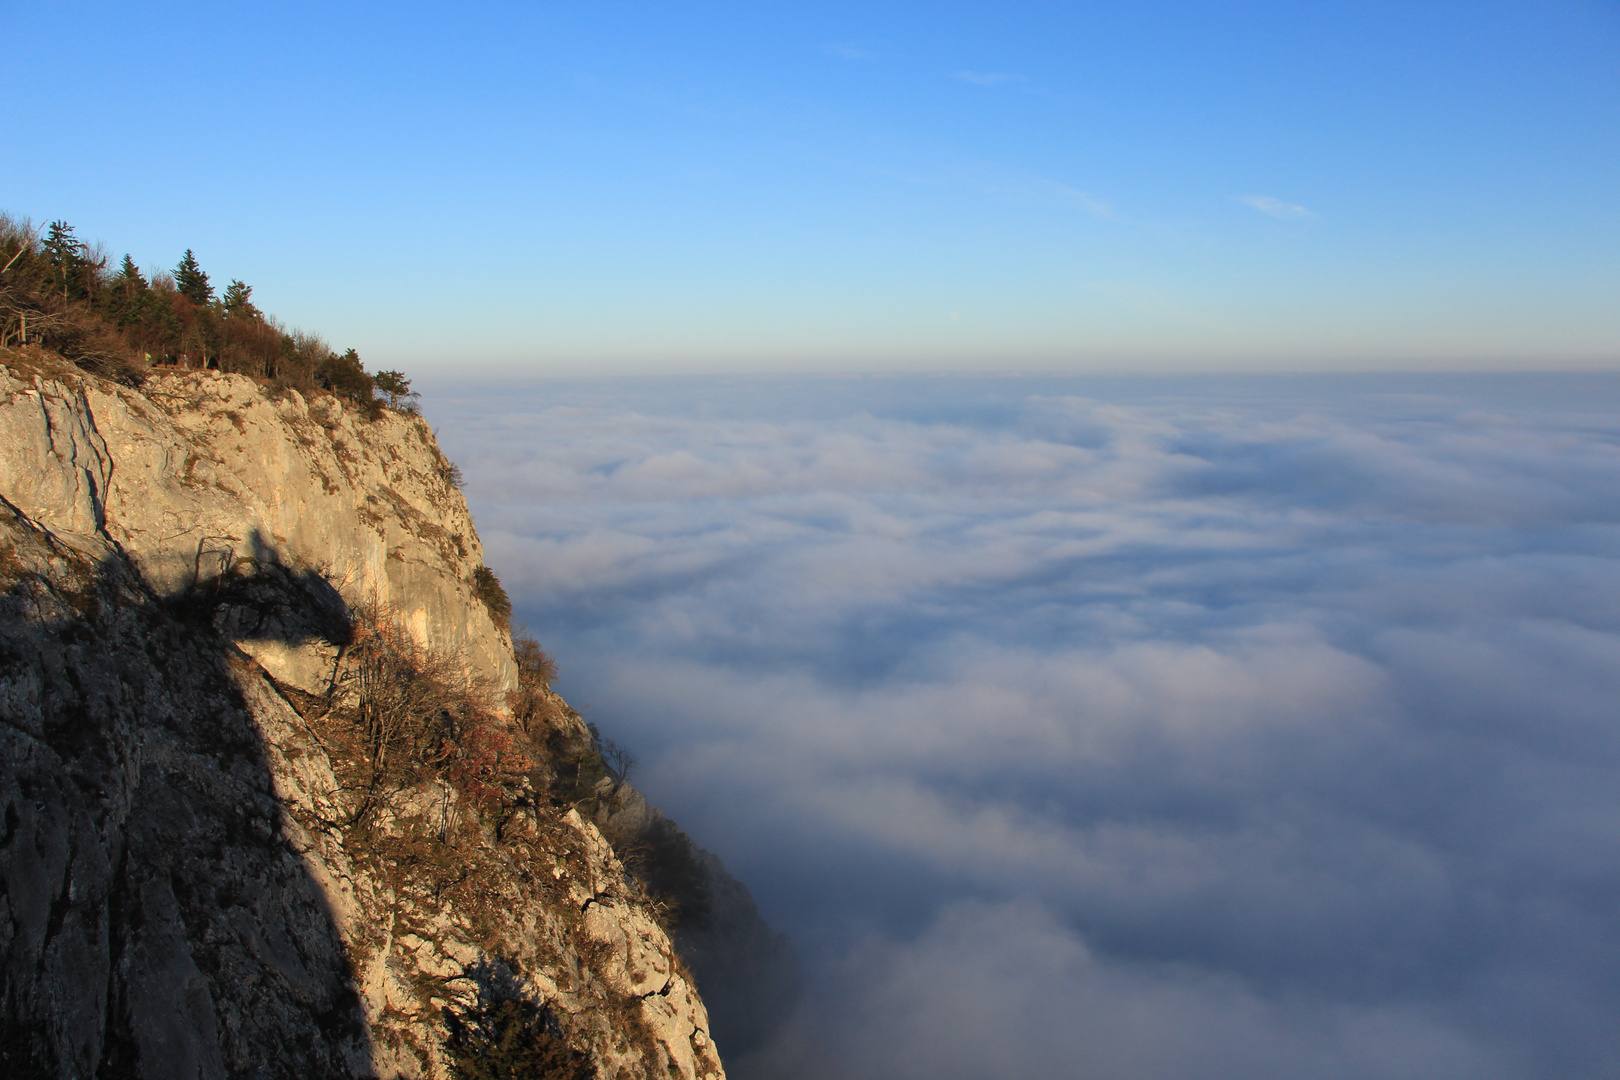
<box><xmin>1239</xmin><ymin>194</ymin><xmax>1318</xmax><ymax>220</ymax></box>
<box><xmin>739</xmin><ymin>899</ymin><xmax>1507</xmax><ymax>1080</ymax></box>
<box><xmin>430</xmin><ymin>374</ymin><xmax>1620</xmax><ymax>1079</ymax></box>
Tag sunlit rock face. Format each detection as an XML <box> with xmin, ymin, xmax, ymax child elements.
<box><xmin>0</xmin><ymin>362</ymin><xmax>515</xmax><ymax>694</ymax></box>
<box><xmin>0</xmin><ymin>357</ymin><xmax>730</xmax><ymax>1080</ymax></box>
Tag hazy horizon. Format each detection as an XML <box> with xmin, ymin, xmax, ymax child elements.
<box><xmin>4</xmin><ymin>1</ymin><xmax>1615</xmax><ymax>374</ymax></box>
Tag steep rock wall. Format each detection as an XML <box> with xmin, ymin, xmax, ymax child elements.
<box><xmin>0</xmin><ymin>354</ymin><xmax>726</xmax><ymax>1080</ymax></box>
<box><xmin>0</xmin><ymin>359</ymin><xmax>515</xmax><ymax>695</ymax></box>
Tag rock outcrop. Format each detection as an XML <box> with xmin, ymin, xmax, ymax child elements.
<box><xmin>0</xmin><ymin>353</ymin><xmax>514</xmax><ymax>694</ymax></box>
<box><xmin>0</xmin><ymin>352</ymin><xmax>728</xmax><ymax>1080</ymax></box>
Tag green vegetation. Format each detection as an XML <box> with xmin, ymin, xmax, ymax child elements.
<box><xmin>373</xmin><ymin>369</ymin><xmax>418</xmax><ymax>410</ymax></box>
<box><xmin>472</xmin><ymin>566</ymin><xmax>513</xmax><ymax>630</ymax></box>
<box><xmin>0</xmin><ymin>213</ymin><xmax>407</xmax><ymax>413</ymax></box>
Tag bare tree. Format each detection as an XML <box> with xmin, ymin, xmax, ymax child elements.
<box><xmin>600</xmin><ymin>735</ymin><xmax>637</xmax><ymax>793</ymax></box>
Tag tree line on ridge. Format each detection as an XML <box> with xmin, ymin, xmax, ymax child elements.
<box><xmin>0</xmin><ymin>214</ymin><xmax>414</xmax><ymax>414</ymax></box>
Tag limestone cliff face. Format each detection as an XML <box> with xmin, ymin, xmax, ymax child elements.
<box><xmin>0</xmin><ymin>358</ymin><xmax>515</xmax><ymax>696</ymax></box>
<box><xmin>0</xmin><ymin>354</ymin><xmax>726</xmax><ymax>1080</ymax></box>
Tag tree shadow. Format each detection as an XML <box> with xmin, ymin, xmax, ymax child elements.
<box><xmin>441</xmin><ymin>958</ymin><xmax>594</xmax><ymax>1080</ymax></box>
<box><xmin>0</xmin><ymin>514</ymin><xmax>376</xmax><ymax>1078</ymax></box>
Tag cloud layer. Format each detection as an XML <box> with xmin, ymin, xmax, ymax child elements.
<box><xmin>426</xmin><ymin>374</ymin><xmax>1620</xmax><ymax>1079</ymax></box>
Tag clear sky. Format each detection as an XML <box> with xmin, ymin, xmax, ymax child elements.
<box><xmin>4</xmin><ymin>0</ymin><xmax>1617</xmax><ymax>373</ymax></box>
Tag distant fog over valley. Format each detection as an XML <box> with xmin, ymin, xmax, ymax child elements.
<box><xmin>426</xmin><ymin>373</ymin><xmax>1620</xmax><ymax>1079</ymax></box>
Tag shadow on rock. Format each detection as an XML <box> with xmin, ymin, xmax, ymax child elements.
<box><xmin>0</xmin><ymin>509</ymin><xmax>373</xmax><ymax>1079</ymax></box>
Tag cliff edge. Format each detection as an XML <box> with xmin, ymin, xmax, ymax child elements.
<box><xmin>0</xmin><ymin>352</ymin><xmax>727</xmax><ymax>1080</ymax></box>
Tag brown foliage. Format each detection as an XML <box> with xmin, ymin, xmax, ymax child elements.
<box><xmin>333</xmin><ymin>604</ymin><xmax>550</xmax><ymax>830</ymax></box>
<box><xmin>514</xmin><ymin>632</ymin><xmax>559</xmax><ymax>690</ymax></box>
<box><xmin>508</xmin><ymin>633</ymin><xmax>573</xmax><ymax>742</ymax></box>
<box><xmin>275</xmin><ymin>609</ymin><xmax>659</xmax><ymax>1078</ymax></box>
<box><xmin>0</xmin><ymin>211</ymin><xmax>406</xmax><ymax>415</ymax></box>
<box><xmin>218</xmin><ymin>309</ymin><xmax>285</xmax><ymax>379</ymax></box>
<box><xmin>347</xmin><ymin>610</ymin><xmax>465</xmax><ymax>776</ymax></box>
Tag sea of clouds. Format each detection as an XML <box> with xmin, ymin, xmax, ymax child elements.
<box><xmin>423</xmin><ymin>373</ymin><xmax>1620</xmax><ymax>1080</ymax></box>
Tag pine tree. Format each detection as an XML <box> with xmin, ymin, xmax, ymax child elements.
<box><xmin>104</xmin><ymin>254</ymin><xmax>150</xmax><ymax>328</ymax></box>
<box><xmin>222</xmin><ymin>278</ymin><xmax>260</xmax><ymax>317</ymax></box>
<box><xmin>316</xmin><ymin>347</ymin><xmax>376</xmax><ymax>408</ymax></box>
<box><xmin>373</xmin><ymin>370</ymin><xmax>418</xmax><ymax>410</ymax></box>
<box><xmin>116</xmin><ymin>254</ymin><xmax>145</xmax><ymax>289</ymax></box>
<box><xmin>174</xmin><ymin>249</ymin><xmax>214</xmax><ymax>305</ymax></box>
<box><xmin>43</xmin><ymin>221</ymin><xmax>84</xmax><ymax>303</ymax></box>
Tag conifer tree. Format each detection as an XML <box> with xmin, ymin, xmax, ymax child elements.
<box><xmin>0</xmin><ymin>209</ymin><xmax>415</xmax><ymax>393</ymax></box>
<box><xmin>43</xmin><ymin>221</ymin><xmax>84</xmax><ymax>303</ymax></box>
<box><xmin>174</xmin><ymin>249</ymin><xmax>214</xmax><ymax>304</ymax></box>
<box><xmin>116</xmin><ymin>253</ymin><xmax>145</xmax><ymax>289</ymax></box>
<box><xmin>222</xmin><ymin>278</ymin><xmax>260</xmax><ymax>317</ymax></box>
<box><xmin>105</xmin><ymin>254</ymin><xmax>151</xmax><ymax>329</ymax></box>
<box><xmin>316</xmin><ymin>347</ymin><xmax>376</xmax><ymax>408</ymax></box>
<box><xmin>373</xmin><ymin>370</ymin><xmax>417</xmax><ymax>410</ymax></box>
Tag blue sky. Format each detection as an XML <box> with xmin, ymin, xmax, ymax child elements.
<box><xmin>4</xmin><ymin>1</ymin><xmax>1616</xmax><ymax>370</ymax></box>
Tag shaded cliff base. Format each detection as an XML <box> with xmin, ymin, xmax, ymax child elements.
<box><xmin>0</xmin><ymin>509</ymin><xmax>370</xmax><ymax>1077</ymax></box>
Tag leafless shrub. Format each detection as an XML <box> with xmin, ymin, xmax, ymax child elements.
<box><xmin>513</xmin><ymin>631</ymin><xmax>557</xmax><ymax>687</ymax></box>
<box><xmin>332</xmin><ymin>602</ymin><xmax>546</xmax><ymax>834</ymax></box>
<box><xmin>598</xmin><ymin>736</ymin><xmax>636</xmax><ymax>791</ymax></box>
<box><xmin>346</xmin><ymin>606</ymin><xmax>466</xmax><ymax>774</ymax></box>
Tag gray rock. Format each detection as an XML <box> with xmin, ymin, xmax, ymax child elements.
<box><xmin>0</xmin><ymin>358</ymin><xmax>728</xmax><ymax>1080</ymax></box>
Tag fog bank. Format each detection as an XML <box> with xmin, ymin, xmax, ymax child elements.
<box><xmin>427</xmin><ymin>373</ymin><xmax>1620</xmax><ymax>1079</ymax></box>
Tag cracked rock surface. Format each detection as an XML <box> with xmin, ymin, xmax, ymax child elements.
<box><xmin>0</xmin><ymin>356</ymin><xmax>726</xmax><ymax>1080</ymax></box>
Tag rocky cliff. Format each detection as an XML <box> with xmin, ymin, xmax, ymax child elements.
<box><xmin>0</xmin><ymin>350</ymin><xmax>731</xmax><ymax>1079</ymax></box>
